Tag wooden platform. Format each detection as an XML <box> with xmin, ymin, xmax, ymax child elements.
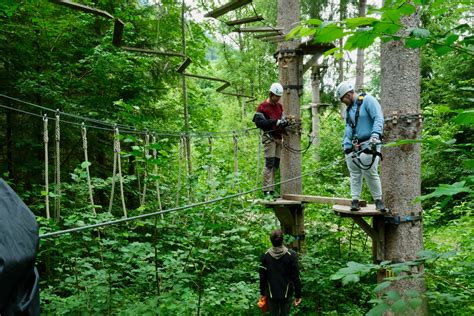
<box><xmin>333</xmin><ymin>204</ymin><xmax>385</xmax><ymax>216</ymax></box>
<box><xmin>250</xmin><ymin>198</ymin><xmax>302</xmax><ymax>206</ymax></box>
<box><xmin>282</xmin><ymin>194</ymin><xmax>367</xmax><ymax>207</ymax></box>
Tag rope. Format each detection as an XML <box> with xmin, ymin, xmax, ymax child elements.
<box><xmin>54</xmin><ymin>111</ymin><xmax>61</xmax><ymax>222</ymax></box>
<box><xmin>152</xmin><ymin>135</ymin><xmax>164</xmax><ymax>219</ymax></box>
<box><xmin>43</xmin><ymin>115</ymin><xmax>50</xmax><ymax>219</ymax></box>
<box><xmin>108</xmin><ymin>127</ymin><xmax>127</xmax><ymax>217</ymax></box>
<box><xmin>0</xmin><ymin>94</ymin><xmax>259</xmax><ymax>138</ymax></box>
<box><xmin>253</xmin><ymin>130</ymin><xmax>262</xmax><ymax>200</ymax></box>
<box><xmin>176</xmin><ymin>136</ymin><xmax>184</xmax><ymax>206</ymax></box>
<box><xmin>232</xmin><ymin>131</ymin><xmax>243</xmax><ymax>207</ymax></box>
<box><xmin>81</xmin><ymin>123</ymin><xmax>96</xmax><ymax>215</ymax></box>
<box><xmin>140</xmin><ymin>132</ymin><xmax>150</xmax><ymax>206</ymax></box>
<box><xmin>39</xmin><ymin>150</ymin><xmax>363</xmax><ymax>239</ymax></box>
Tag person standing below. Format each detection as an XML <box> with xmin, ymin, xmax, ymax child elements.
<box><xmin>336</xmin><ymin>82</ymin><xmax>386</xmax><ymax>212</ymax></box>
<box><xmin>259</xmin><ymin>230</ymin><xmax>302</xmax><ymax>316</ymax></box>
<box><xmin>253</xmin><ymin>83</ymin><xmax>288</xmax><ymax>197</ymax></box>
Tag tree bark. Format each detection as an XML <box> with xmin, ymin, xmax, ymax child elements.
<box><xmin>380</xmin><ymin>6</ymin><xmax>427</xmax><ymax>315</ymax></box>
<box><xmin>355</xmin><ymin>0</ymin><xmax>367</xmax><ymax>91</ymax></box>
<box><xmin>277</xmin><ymin>0</ymin><xmax>302</xmax><ymax>195</ymax></box>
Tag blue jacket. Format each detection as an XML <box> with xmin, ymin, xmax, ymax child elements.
<box><xmin>343</xmin><ymin>93</ymin><xmax>384</xmax><ymax>151</ymax></box>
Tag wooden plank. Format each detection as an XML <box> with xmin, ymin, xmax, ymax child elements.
<box><xmin>333</xmin><ymin>204</ymin><xmax>384</xmax><ymax>216</ymax></box>
<box><xmin>250</xmin><ymin>198</ymin><xmax>302</xmax><ymax>206</ymax></box>
<box><xmin>234</xmin><ymin>27</ymin><xmax>284</xmax><ymax>33</ymax></box>
<box><xmin>254</xmin><ymin>32</ymin><xmax>282</xmax><ymax>39</ymax></box>
<box><xmin>226</xmin><ymin>15</ymin><xmax>264</xmax><ymax>26</ymax></box>
<box><xmin>51</xmin><ymin>0</ymin><xmax>114</xmax><ymax>19</ymax></box>
<box><xmin>282</xmin><ymin>194</ymin><xmax>367</xmax><ymax>207</ymax></box>
<box><xmin>274</xmin><ymin>207</ymin><xmax>295</xmax><ymax>226</ymax></box>
<box><xmin>204</xmin><ymin>0</ymin><xmax>252</xmax><ymax>18</ymax></box>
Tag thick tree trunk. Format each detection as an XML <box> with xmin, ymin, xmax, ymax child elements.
<box><xmin>355</xmin><ymin>0</ymin><xmax>367</xmax><ymax>91</ymax></box>
<box><xmin>380</xmin><ymin>7</ymin><xmax>427</xmax><ymax>315</ymax></box>
<box><xmin>277</xmin><ymin>0</ymin><xmax>302</xmax><ymax>195</ymax></box>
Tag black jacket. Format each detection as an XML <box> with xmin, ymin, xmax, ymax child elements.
<box><xmin>259</xmin><ymin>248</ymin><xmax>302</xmax><ymax>300</ymax></box>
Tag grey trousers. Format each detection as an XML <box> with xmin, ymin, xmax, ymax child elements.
<box><xmin>345</xmin><ymin>152</ymin><xmax>382</xmax><ymax>201</ymax></box>
<box><xmin>263</xmin><ymin>136</ymin><xmax>282</xmax><ymax>192</ymax></box>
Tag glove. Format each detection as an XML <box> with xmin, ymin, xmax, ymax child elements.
<box><xmin>276</xmin><ymin>118</ymin><xmax>289</xmax><ymax>127</ymax></box>
<box><xmin>370</xmin><ymin>133</ymin><xmax>381</xmax><ymax>145</ymax></box>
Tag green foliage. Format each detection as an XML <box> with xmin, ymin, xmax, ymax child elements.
<box><xmin>289</xmin><ymin>0</ymin><xmax>473</xmax><ymax>58</ymax></box>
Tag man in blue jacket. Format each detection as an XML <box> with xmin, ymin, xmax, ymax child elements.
<box><xmin>336</xmin><ymin>82</ymin><xmax>386</xmax><ymax>212</ymax></box>
<box><xmin>259</xmin><ymin>230</ymin><xmax>301</xmax><ymax>316</ymax></box>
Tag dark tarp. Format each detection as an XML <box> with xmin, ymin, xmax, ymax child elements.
<box><xmin>0</xmin><ymin>179</ymin><xmax>40</xmax><ymax>315</ymax></box>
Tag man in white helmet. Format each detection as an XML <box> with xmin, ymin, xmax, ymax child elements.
<box><xmin>253</xmin><ymin>83</ymin><xmax>288</xmax><ymax>197</ymax></box>
<box><xmin>336</xmin><ymin>82</ymin><xmax>386</xmax><ymax>212</ymax></box>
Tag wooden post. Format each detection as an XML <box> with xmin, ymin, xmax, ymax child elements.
<box><xmin>277</xmin><ymin>0</ymin><xmax>304</xmax><ymax>251</ymax></box>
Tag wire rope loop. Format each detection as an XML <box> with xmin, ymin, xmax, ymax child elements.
<box><xmin>55</xmin><ymin>111</ymin><xmax>60</xmax><ymax>142</ymax></box>
<box><xmin>113</xmin><ymin>126</ymin><xmax>121</xmax><ymax>153</ymax></box>
<box><xmin>43</xmin><ymin>115</ymin><xmax>49</xmax><ymax>144</ymax></box>
<box><xmin>81</xmin><ymin>123</ymin><xmax>88</xmax><ymax>151</ymax></box>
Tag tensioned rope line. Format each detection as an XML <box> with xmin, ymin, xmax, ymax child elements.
<box><xmin>0</xmin><ymin>94</ymin><xmax>258</xmax><ymax>138</ymax></box>
<box><xmin>39</xmin><ymin>150</ymin><xmax>365</xmax><ymax>239</ymax></box>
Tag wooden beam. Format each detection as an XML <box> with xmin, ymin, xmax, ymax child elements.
<box><xmin>283</xmin><ymin>194</ymin><xmax>367</xmax><ymax>207</ymax></box>
<box><xmin>226</xmin><ymin>15</ymin><xmax>264</xmax><ymax>26</ymax></box>
<box><xmin>254</xmin><ymin>32</ymin><xmax>282</xmax><ymax>39</ymax></box>
<box><xmin>234</xmin><ymin>27</ymin><xmax>283</xmax><ymax>33</ymax></box>
<box><xmin>122</xmin><ymin>46</ymin><xmax>184</xmax><ymax>57</ymax></box>
<box><xmin>50</xmin><ymin>0</ymin><xmax>114</xmax><ymax>19</ymax></box>
<box><xmin>352</xmin><ymin>217</ymin><xmax>384</xmax><ymax>261</ymax></box>
<box><xmin>259</xmin><ymin>35</ymin><xmax>285</xmax><ymax>42</ymax></box>
<box><xmin>204</xmin><ymin>0</ymin><xmax>252</xmax><ymax>18</ymax></box>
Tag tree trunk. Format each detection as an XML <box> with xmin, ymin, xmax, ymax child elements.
<box><xmin>277</xmin><ymin>0</ymin><xmax>302</xmax><ymax>196</ymax></box>
<box><xmin>310</xmin><ymin>65</ymin><xmax>321</xmax><ymax>161</ymax></box>
<box><xmin>380</xmin><ymin>6</ymin><xmax>427</xmax><ymax>315</ymax></box>
<box><xmin>355</xmin><ymin>0</ymin><xmax>367</xmax><ymax>91</ymax></box>
<box><xmin>338</xmin><ymin>0</ymin><xmax>347</xmax><ymax>119</ymax></box>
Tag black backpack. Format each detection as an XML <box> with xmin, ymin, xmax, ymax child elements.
<box><xmin>0</xmin><ymin>179</ymin><xmax>40</xmax><ymax>316</ymax></box>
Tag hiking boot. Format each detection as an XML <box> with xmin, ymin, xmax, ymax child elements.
<box><xmin>263</xmin><ymin>191</ymin><xmax>275</xmax><ymax>201</ymax></box>
<box><xmin>375</xmin><ymin>199</ymin><xmax>386</xmax><ymax>212</ymax></box>
<box><xmin>350</xmin><ymin>200</ymin><xmax>360</xmax><ymax>211</ymax></box>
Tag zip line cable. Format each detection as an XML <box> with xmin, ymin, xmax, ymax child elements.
<box><xmin>39</xmin><ymin>150</ymin><xmax>363</xmax><ymax>239</ymax></box>
<box><xmin>0</xmin><ymin>94</ymin><xmax>258</xmax><ymax>138</ymax></box>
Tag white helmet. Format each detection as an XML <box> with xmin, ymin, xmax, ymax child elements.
<box><xmin>336</xmin><ymin>82</ymin><xmax>354</xmax><ymax>100</ymax></box>
<box><xmin>269</xmin><ymin>83</ymin><xmax>284</xmax><ymax>96</ymax></box>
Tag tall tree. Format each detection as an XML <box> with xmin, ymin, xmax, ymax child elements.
<box><xmin>380</xmin><ymin>4</ymin><xmax>427</xmax><ymax>314</ymax></box>
<box><xmin>354</xmin><ymin>0</ymin><xmax>367</xmax><ymax>91</ymax></box>
<box><xmin>277</xmin><ymin>0</ymin><xmax>302</xmax><ymax>195</ymax></box>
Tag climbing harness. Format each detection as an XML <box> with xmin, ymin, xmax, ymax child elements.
<box><xmin>54</xmin><ymin>111</ymin><xmax>61</xmax><ymax>222</ymax></box>
<box><xmin>81</xmin><ymin>123</ymin><xmax>96</xmax><ymax>215</ymax></box>
<box><xmin>43</xmin><ymin>115</ymin><xmax>50</xmax><ymax>219</ymax></box>
<box><xmin>346</xmin><ymin>93</ymin><xmax>383</xmax><ymax>170</ymax></box>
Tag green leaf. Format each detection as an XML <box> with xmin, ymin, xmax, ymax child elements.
<box><xmin>385</xmin><ymin>290</ymin><xmax>401</xmax><ymax>301</ymax></box>
<box><xmin>323</xmin><ymin>47</ymin><xmax>340</xmax><ymax>57</ymax></box>
<box><xmin>345</xmin><ymin>29</ymin><xmax>378</xmax><ymax>50</ymax></box>
<box><xmin>315</xmin><ymin>24</ymin><xmax>343</xmax><ymax>43</ymax></box>
<box><xmin>382</xmin><ymin>9</ymin><xmax>401</xmax><ymax>24</ymax></box>
<box><xmin>342</xmin><ymin>274</ymin><xmax>360</xmax><ymax>285</ymax></box>
<box><xmin>445</xmin><ymin>34</ymin><xmax>459</xmax><ymax>46</ymax></box>
<box><xmin>367</xmin><ymin>303</ymin><xmax>390</xmax><ymax>316</ymax></box>
<box><xmin>407</xmin><ymin>298</ymin><xmax>423</xmax><ymax>309</ymax></box>
<box><xmin>345</xmin><ymin>17</ymin><xmax>378</xmax><ymax>29</ymax></box>
<box><xmin>453</xmin><ymin>109</ymin><xmax>474</xmax><ymax>125</ymax></box>
<box><xmin>417</xmin><ymin>181</ymin><xmax>471</xmax><ymax>201</ymax></box>
<box><xmin>306</xmin><ymin>18</ymin><xmax>323</xmax><ymax>26</ymax></box>
<box><xmin>374</xmin><ymin>281</ymin><xmax>391</xmax><ymax>293</ymax></box>
<box><xmin>464</xmin><ymin>159</ymin><xmax>474</xmax><ymax>171</ymax></box>
<box><xmin>405</xmin><ymin>38</ymin><xmax>427</xmax><ymax>48</ymax></box>
<box><xmin>373</xmin><ymin>21</ymin><xmax>401</xmax><ymax>35</ymax></box>
<box><xmin>81</xmin><ymin>161</ymin><xmax>91</xmax><ymax>169</ymax></box>
<box><xmin>399</xmin><ymin>3</ymin><xmax>416</xmax><ymax>15</ymax></box>
<box><xmin>409</xmin><ymin>27</ymin><xmax>430</xmax><ymax>38</ymax></box>
<box><xmin>433</xmin><ymin>44</ymin><xmax>453</xmax><ymax>56</ymax></box>
<box><xmin>391</xmin><ymin>300</ymin><xmax>409</xmax><ymax>313</ymax></box>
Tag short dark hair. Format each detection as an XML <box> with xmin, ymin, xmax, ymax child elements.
<box><xmin>270</xmin><ymin>229</ymin><xmax>284</xmax><ymax>247</ymax></box>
